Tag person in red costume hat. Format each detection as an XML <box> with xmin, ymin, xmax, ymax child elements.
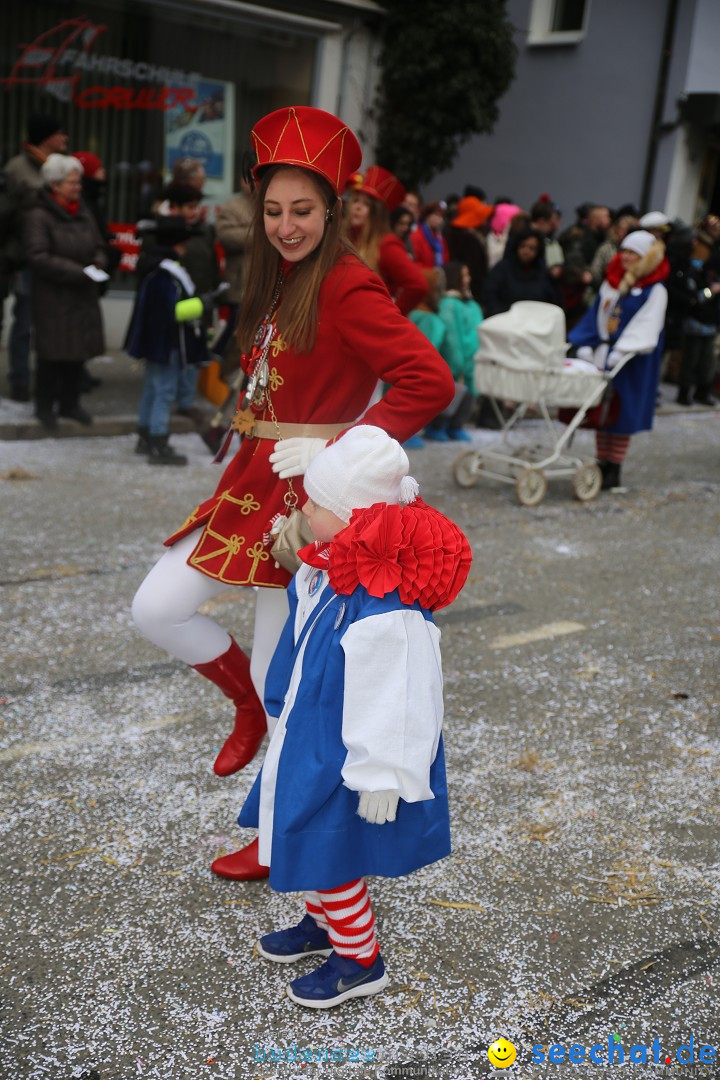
<box><xmin>131</xmin><ymin>105</ymin><xmax>454</xmax><ymax>882</ymax></box>
<box><xmin>343</xmin><ymin>165</ymin><xmax>428</xmax><ymax>315</ymax></box>
<box><xmin>247</xmin><ymin>425</ymin><xmax>472</xmax><ymax>1007</ymax></box>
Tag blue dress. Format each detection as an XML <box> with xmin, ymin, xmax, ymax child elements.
<box><xmin>569</xmin><ymin>282</ymin><xmax>667</xmax><ymax>435</ymax></box>
<box><xmin>238</xmin><ymin>572</ymin><xmax>451</xmax><ymax>893</ymax></box>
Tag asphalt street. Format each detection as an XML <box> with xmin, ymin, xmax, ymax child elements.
<box><xmin>1</xmin><ymin>407</ymin><xmax>719</xmax><ymax>1079</ymax></box>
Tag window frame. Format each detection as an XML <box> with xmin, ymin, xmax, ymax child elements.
<box><xmin>527</xmin><ymin>0</ymin><xmax>591</xmax><ymax>46</ymax></box>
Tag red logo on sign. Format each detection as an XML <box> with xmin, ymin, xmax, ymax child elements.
<box><xmin>0</xmin><ymin>16</ymin><xmax>107</xmax><ymax>95</ymax></box>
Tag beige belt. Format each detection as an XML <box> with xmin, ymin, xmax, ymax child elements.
<box><xmin>251</xmin><ymin>419</ymin><xmax>350</xmax><ymax>441</ymax></box>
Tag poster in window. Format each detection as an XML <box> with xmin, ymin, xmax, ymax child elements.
<box><xmin>164</xmin><ymin>78</ymin><xmax>235</xmax><ymax>187</ymax></box>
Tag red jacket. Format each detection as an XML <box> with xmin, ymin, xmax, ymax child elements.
<box><xmin>165</xmin><ymin>255</ymin><xmax>454</xmax><ymax>587</ymax></box>
<box><xmin>378</xmin><ymin>233</ymin><xmax>428</xmax><ymax>314</ymax></box>
<box><xmin>411</xmin><ymin>226</ymin><xmax>449</xmax><ymax>270</ymax></box>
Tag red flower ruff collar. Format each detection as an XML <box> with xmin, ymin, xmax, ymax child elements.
<box><xmin>298</xmin><ymin>499</ymin><xmax>472</xmax><ymax>612</ymax></box>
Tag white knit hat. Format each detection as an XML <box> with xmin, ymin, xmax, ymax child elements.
<box><xmin>621</xmin><ymin>229</ymin><xmax>657</xmax><ymax>257</ymax></box>
<box><xmin>304</xmin><ymin>425</ymin><xmax>419</xmax><ymax>523</ymax></box>
<box><xmin>638</xmin><ymin>210</ymin><xmax>669</xmax><ymax>230</ymax></box>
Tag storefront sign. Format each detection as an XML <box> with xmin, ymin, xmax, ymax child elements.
<box><xmin>0</xmin><ymin>16</ymin><xmax>201</xmax><ymax>110</ymax></box>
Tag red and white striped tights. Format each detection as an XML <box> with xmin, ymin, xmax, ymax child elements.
<box><xmin>305</xmin><ymin>878</ymin><xmax>379</xmax><ymax>967</ymax></box>
<box><xmin>596</xmin><ymin>432</ymin><xmax>631</xmax><ymax>464</ymax></box>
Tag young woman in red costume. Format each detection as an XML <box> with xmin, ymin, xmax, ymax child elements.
<box><xmin>131</xmin><ymin>106</ymin><xmax>454</xmax><ymax>881</ymax></box>
<box><xmin>344</xmin><ymin>165</ymin><xmax>428</xmax><ymax>316</ymax></box>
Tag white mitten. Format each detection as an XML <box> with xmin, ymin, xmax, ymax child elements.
<box><xmin>269</xmin><ymin>437</ymin><xmax>327</xmax><ymax>479</ymax></box>
<box><xmin>357</xmin><ymin>790</ymin><xmax>400</xmax><ymax>825</ymax></box>
<box><xmin>575</xmin><ymin>346</ymin><xmax>594</xmax><ymax>363</ymax></box>
<box><xmin>606</xmin><ymin>348</ymin><xmax>627</xmax><ymax>369</ymax></box>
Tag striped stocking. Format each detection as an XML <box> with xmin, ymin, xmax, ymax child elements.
<box><xmin>304</xmin><ymin>878</ymin><xmax>379</xmax><ymax>966</ymax></box>
<box><xmin>596</xmin><ymin>432</ymin><xmax>631</xmax><ymax>463</ymax></box>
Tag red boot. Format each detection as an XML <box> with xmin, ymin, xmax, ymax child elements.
<box><xmin>211</xmin><ymin>837</ymin><xmax>269</xmax><ymax>881</ymax></box>
<box><xmin>193</xmin><ymin>638</ymin><xmax>267</xmax><ymax>776</ymax></box>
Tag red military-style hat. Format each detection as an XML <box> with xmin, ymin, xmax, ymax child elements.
<box><xmin>251</xmin><ymin>105</ymin><xmax>362</xmax><ymax>197</ymax></box>
<box><xmin>356</xmin><ymin>165</ymin><xmax>406</xmax><ymax>212</ymax></box>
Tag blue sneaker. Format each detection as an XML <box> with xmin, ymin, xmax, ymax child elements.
<box><xmin>257</xmin><ymin>914</ymin><xmax>333</xmax><ymax>964</ymax></box>
<box><xmin>287</xmin><ymin>950</ymin><xmax>389</xmax><ymax>1008</ymax></box>
<box><xmin>403</xmin><ymin>434</ymin><xmax>425</xmax><ymax>449</ymax></box>
<box><xmin>447</xmin><ymin>427</ymin><xmax>473</xmax><ymax>442</ymax></box>
<box><xmin>424</xmin><ymin>427</ymin><xmax>450</xmax><ymax>443</ymax></box>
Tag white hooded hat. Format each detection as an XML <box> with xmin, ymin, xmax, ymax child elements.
<box><xmin>621</xmin><ymin>229</ymin><xmax>657</xmax><ymax>257</ymax></box>
<box><xmin>304</xmin><ymin>425</ymin><xmax>419</xmax><ymax>523</ymax></box>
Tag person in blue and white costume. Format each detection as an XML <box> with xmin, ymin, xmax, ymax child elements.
<box><xmin>569</xmin><ymin>229</ymin><xmax>669</xmax><ymax>491</ymax></box>
<box><xmin>238</xmin><ymin>425</ymin><xmax>472</xmax><ymax>1008</ymax></box>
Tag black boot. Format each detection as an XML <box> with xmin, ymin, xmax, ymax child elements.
<box><xmin>134</xmin><ymin>426</ymin><xmax>151</xmax><ymax>454</ymax></box>
<box><xmin>58</xmin><ymin>361</ymin><xmax>92</xmax><ymax>424</ymax></box>
<box><xmin>676</xmin><ymin>386</ymin><xmax>692</xmax><ymax>406</ymax></box>
<box><xmin>59</xmin><ymin>403</ymin><xmax>93</xmax><ymax>425</ymax></box>
<box><xmin>693</xmin><ymin>386</ymin><xmax>717</xmax><ymax>406</ymax></box>
<box><xmin>35</xmin><ymin>404</ymin><xmax>58</xmax><ymax>429</ymax></box>
<box><xmin>601</xmin><ymin>462</ymin><xmax>621</xmax><ymax>490</ymax></box>
<box><xmin>147</xmin><ymin>434</ymin><xmax>187</xmax><ymax>466</ymax></box>
<box><xmin>34</xmin><ymin>358</ymin><xmax>58</xmax><ymax>428</ymax></box>
<box><xmin>10</xmin><ymin>382</ymin><xmax>31</xmax><ymax>403</ymax></box>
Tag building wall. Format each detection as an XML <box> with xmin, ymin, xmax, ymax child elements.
<box><xmin>427</xmin><ymin>0</ymin><xmax>678</xmax><ymax>217</ymax></box>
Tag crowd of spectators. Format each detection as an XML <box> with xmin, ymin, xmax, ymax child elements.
<box><xmin>2</xmin><ymin>113</ymin><xmax>719</xmax><ymax>449</ymax></box>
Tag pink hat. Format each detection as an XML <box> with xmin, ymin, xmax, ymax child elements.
<box><xmin>490</xmin><ymin>203</ymin><xmax>522</xmax><ymax>235</ymax></box>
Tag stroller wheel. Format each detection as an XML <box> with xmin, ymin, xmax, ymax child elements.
<box><xmin>572</xmin><ymin>463</ymin><xmax>602</xmax><ymax>502</ymax></box>
<box><xmin>515</xmin><ymin>468</ymin><xmax>547</xmax><ymax>506</ymax></box>
<box><xmin>453</xmin><ymin>450</ymin><xmax>481</xmax><ymax>488</ymax></box>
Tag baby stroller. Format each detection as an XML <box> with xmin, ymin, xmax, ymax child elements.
<box><xmin>452</xmin><ymin>301</ymin><xmax>629</xmax><ymax>506</ymax></box>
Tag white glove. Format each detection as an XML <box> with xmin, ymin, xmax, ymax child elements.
<box><xmin>269</xmin><ymin>437</ymin><xmax>327</xmax><ymax>479</ymax></box>
<box><xmin>574</xmin><ymin>346</ymin><xmax>594</xmax><ymax>363</ymax></box>
<box><xmin>357</xmin><ymin>790</ymin><xmax>400</xmax><ymax>825</ymax></box>
<box><xmin>606</xmin><ymin>348</ymin><xmax>627</xmax><ymax>369</ymax></box>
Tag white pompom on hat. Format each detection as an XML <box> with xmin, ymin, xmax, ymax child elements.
<box><xmin>621</xmin><ymin>229</ymin><xmax>657</xmax><ymax>257</ymax></box>
<box><xmin>304</xmin><ymin>425</ymin><xmax>419</xmax><ymax>523</ymax></box>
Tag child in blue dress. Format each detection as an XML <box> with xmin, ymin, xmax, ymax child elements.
<box><xmin>239</xmin><ymin>425</ymin><xmax>471</xmax><ymax>1008</ymax></box>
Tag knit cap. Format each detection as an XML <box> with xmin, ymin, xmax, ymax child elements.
<box><xmin>621</xmin><ymin>229</ymin><xmax>656</xmax><ymax>257</ymax></box>
<box><xmin>304</xmin><ymin>425</ymin><xmax>419</xmax><ymax>523</ymax></box>
<box><xmin>27</xmin><ymin>113</ymin><xmax>64</xmax><ymax>146</ymax></box>
<box><xmin>74</xmin><ymin>151</ymin><xmax>103</xmax><ymax>178</ymax></box>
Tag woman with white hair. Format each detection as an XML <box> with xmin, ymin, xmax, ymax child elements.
<box><xmin>25</xmin><ymin>152</ymin><xmax>107</xmax><ymax>428</ymax></box>
<box><xmin>568</xmin><ymin>229</ymin><xmax>669</xmax><ymax>491</ymax></box>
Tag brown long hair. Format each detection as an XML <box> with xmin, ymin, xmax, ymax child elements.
<box><xmin>237</xmin><ymin>165</ymin><xmax>356</xmax><ymax>354</ymax></box>
<box><xmin>342</xmin><ymin>192</ymin><xmax>389</xmax><ymax>271</ymax></box>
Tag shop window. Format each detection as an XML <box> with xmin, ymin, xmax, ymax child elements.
<box><xmin>0</xmin><ymin>0</ymin><xmax>320</xmax><ymax>290</ymax></box>
<box><xmin>528</xmin><ymin>0</ymin><xmax>591</xmax><ymax>45</ymax></box>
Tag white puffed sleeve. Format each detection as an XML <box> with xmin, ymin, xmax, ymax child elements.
<box><xmin>340</xmin><ymin>609</ymin><xmax>443</xmax><ymax>802</ymax></box>
<box><xmin>614</xmin><ymin>283</ymin><xmax>668</xmax><ymax>355</ymax></box>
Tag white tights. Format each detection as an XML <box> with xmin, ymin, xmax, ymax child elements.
<box><xmin>131</xmin><ymin>531</ymin><xmax>289</xmax><ymax>707</ymax></box>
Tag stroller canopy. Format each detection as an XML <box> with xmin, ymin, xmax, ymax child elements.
<box><xmin>476</xmin><ymin>301</ymin><xmax>569</xmax><ymax>370</ymax></box>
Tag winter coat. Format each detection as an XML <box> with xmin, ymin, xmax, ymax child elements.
<box><xmin>124</xmin><ymin>258</ymin><xmax>209</xmax><ymax>368</ymax></box>
<box><xmin>25</xmin><ymin>188</ymin><xmax>106</xmax><ymax>362</ymax></box>
<box><xmin>215</xmin><ymin>192</ymin><xmax>254</xmax><ymax>303</ymax></box>
<box><xmin>411</xmin><ymin>224</ymin><xmax>449</xmax><ymax>269</ymax></box>
<box><xmin>438</xmin><ymin>293</ymin><xmax>484</xmax><ymax>393</ymax></box>
<box><xmin>481</xmin><ymin>253</ymin><xmax>559</xmax><ymax>317</ymax></box>
<box><xmin>2</xmin><ymin>149</ymin><xmax>43</xmax><ymax>271</ymax></box>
